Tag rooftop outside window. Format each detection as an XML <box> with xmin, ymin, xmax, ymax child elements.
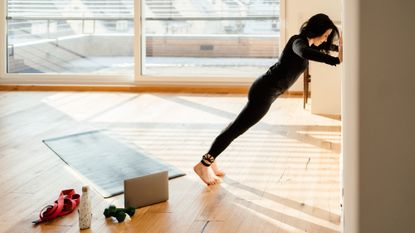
<box><xmin>6</xmin><ymin>0</ymin><xmax>280</xmax><ymax>78</ymax></box>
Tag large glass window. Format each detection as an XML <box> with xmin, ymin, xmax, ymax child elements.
<box><xmin>142</xmin><ymin>0</ymin><xmax>280</xmax><ymax>78</ymax></box>
<box><xmin>4</xmin><ymin>0</ymin><xmax>280</xmax><ymax>80</ymax></box>
<box><xmin>6</xmin><ymin>0</ymin><xmax>134</xmax><ymax>74</ymax></box>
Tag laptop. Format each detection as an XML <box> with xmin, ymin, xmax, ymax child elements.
<box><xmin>124</xmin><ymin>170</ymin><xmax>169</xmax><ymax>208</ymax></box>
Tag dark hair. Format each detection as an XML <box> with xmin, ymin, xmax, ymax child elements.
<box><xmin>299</xmin><ymin>13</ymin><xmax>339</xmax><ymax>53</ymax></box>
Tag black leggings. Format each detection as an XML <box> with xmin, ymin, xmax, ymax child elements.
<box><xmin>207</xmin><ymin>75</ymin><xmax>284</xmax><ymax>159</ymax></box>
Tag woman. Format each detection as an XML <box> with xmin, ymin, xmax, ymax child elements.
<box><xmin>194</xmin><ymin>13</ymin><xmax>343</xmax><ymax>185</ymax></box>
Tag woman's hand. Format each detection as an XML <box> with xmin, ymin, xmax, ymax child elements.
<box><xmin>338</xmin><ymin>33</ymin><xmax>343</xmax><ymax>63</ymax></box>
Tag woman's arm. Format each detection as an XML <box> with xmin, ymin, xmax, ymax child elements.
<box><xmin>292</xmin><ymin>38</ymin><xmax>340</xmax><ymax>65</ymax></box>
<box><xmin>312</xmin><ymin>43</ymin><xmax>338</xmax><ymax>51</ymax></box>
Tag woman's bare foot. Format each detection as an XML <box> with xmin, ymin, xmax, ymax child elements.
<box><xmin>211</xmin><ymin>162</ymin><xmax>225</xmax><ymax>176</ymax></box>
<box><xmin>193</xmin><ymin>162</ymin><xmax>221</xmax><ymax>185</ymax></box>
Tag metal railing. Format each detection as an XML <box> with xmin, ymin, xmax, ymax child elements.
<box><xmin>6</xmin><ymin>16</ymin><xmax>279</xmax><ymax>21</ymax></box>
<box><xmin>6</xmin><ymin>15</ymin><xmax>280</xmax><ymax>40</ymax></box>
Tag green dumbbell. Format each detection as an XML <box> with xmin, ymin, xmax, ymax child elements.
<box><xmin>124</xmin><ymin>207</ymin><xmax>135</xmax><ymax>217</ymax></box>
<box><xmin>103</xmin><ymin>205</ymin><xmax>135</xmax><ymax>223</ymax></box>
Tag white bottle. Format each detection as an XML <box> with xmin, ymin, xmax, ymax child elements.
<box><xmin>78</xmin><ymin>186</ymin><xmax>92</xmax><ymax>230</ymax></box>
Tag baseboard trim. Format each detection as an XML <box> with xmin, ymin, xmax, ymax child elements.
<box><xmin>0</xmin><ymin>84</ymin><xmax>304</xmax><ymax>96</ymax></box>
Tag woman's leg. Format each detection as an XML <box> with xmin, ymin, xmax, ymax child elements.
<box><xmin>194</xmin><ymin>76</ymin><xmax>281</xmax><ymax>185</ymax></box>
<box><xmin>208</xmin><ymin>100</ymin><xmax>273</xmax><ymax>159</ymax></box>
<box><xmin>194</xmin><ymin>99</ymin><xmax>275</xmax><ymax>185</ymax></box>
<box><xmin>205</xmin><ymin>75</ymin><xmax>281</xmax><ymax>161</ymax></box>
<box><xmin>193</xmin><ymin>101</ymin><xmax>272</xmax><ymax>185</ymax></box>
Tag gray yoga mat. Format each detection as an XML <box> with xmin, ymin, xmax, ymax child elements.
<box><xmin>43</xmin><ymin>130</ymin><xmax>185</xmax><ymax>198</ymax></box>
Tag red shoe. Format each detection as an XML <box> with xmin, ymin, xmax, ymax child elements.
<box><xmin>33</xmin><ymin>189</ymin><xmax>80</xmax><ymax>224</ymax></box>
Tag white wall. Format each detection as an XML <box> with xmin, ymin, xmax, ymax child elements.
<box><xmin>342</xmin><ymin>0</ymin><xmax>359</xmax><ymax>232</ymax></box>
<box><xmin>343</xmin><ymin>0</ymin><xmax>415</xmax><ymax>232</ymax></box>
<box><xmin>310</xmin><ymin>61</ymin><xmax>341</xmax><ymax>115</ymax></box>
<box><xmin>284</xmin><ymin>0</ymin><xmax>341</xmax><ymax>92</ymax></box>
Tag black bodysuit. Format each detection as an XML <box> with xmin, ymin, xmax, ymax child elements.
<box><xmin>206</xmin><ymin>35</ymin><xmax>340</xmax><ymax>159</ymax></box>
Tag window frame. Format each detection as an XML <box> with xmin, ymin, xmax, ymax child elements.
<box><xmin>0</xmin><ymin>0</ymin><xmax>284</xmax><ymax>87</ymax></box>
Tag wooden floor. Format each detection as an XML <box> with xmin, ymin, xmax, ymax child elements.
<box><xmin>0</xmin><ymin>91</ymin><xmax>342</xmax><ymax>233</ymax></box>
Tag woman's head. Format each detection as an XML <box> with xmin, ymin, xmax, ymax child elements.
<box><xmin>300</xmin><ymin>13</ymin><xmax>339</xmax><ymax>52</ymax></box>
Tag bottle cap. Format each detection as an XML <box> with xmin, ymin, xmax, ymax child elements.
<box><xmin>82</xmin><ymin>186</ymin><xmax>89</xmax><ymax>192</ymax></box>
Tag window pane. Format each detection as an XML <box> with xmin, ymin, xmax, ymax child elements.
<box><xmin>143</xmin><ymin>0</ymin><xmax>280</xmax><ymax>77</ymax></box>
<box><xmin>7</xmin><ymin>0</ymin><xmax>134</xmax><ymax>74</ymax></box>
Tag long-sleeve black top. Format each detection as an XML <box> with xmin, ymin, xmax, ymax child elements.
<box><xmin>265</xmin><ymin>35</ymin><xmax>340</xmax><ymax>90</ymax></box>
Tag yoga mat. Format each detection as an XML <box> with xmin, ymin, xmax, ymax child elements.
<box><xmin>43</xmin><ymin>130</ymin><xmax>185</xmax><ymax>198</ymax></box>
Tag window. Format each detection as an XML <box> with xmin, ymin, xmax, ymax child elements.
<box><xmin>142</xmin><ymin>0</ymin><xmax>280</xmax><ymax>78</ymax></box>
<box><xmin>6</xmin><ymin>0</ymin><xmax>134</xmax><ymax>74</ymax></box>
<box><xmin>3</xmin><ymin>0</ymin><xmax>280</xmax><ymax>82</ymax></box>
